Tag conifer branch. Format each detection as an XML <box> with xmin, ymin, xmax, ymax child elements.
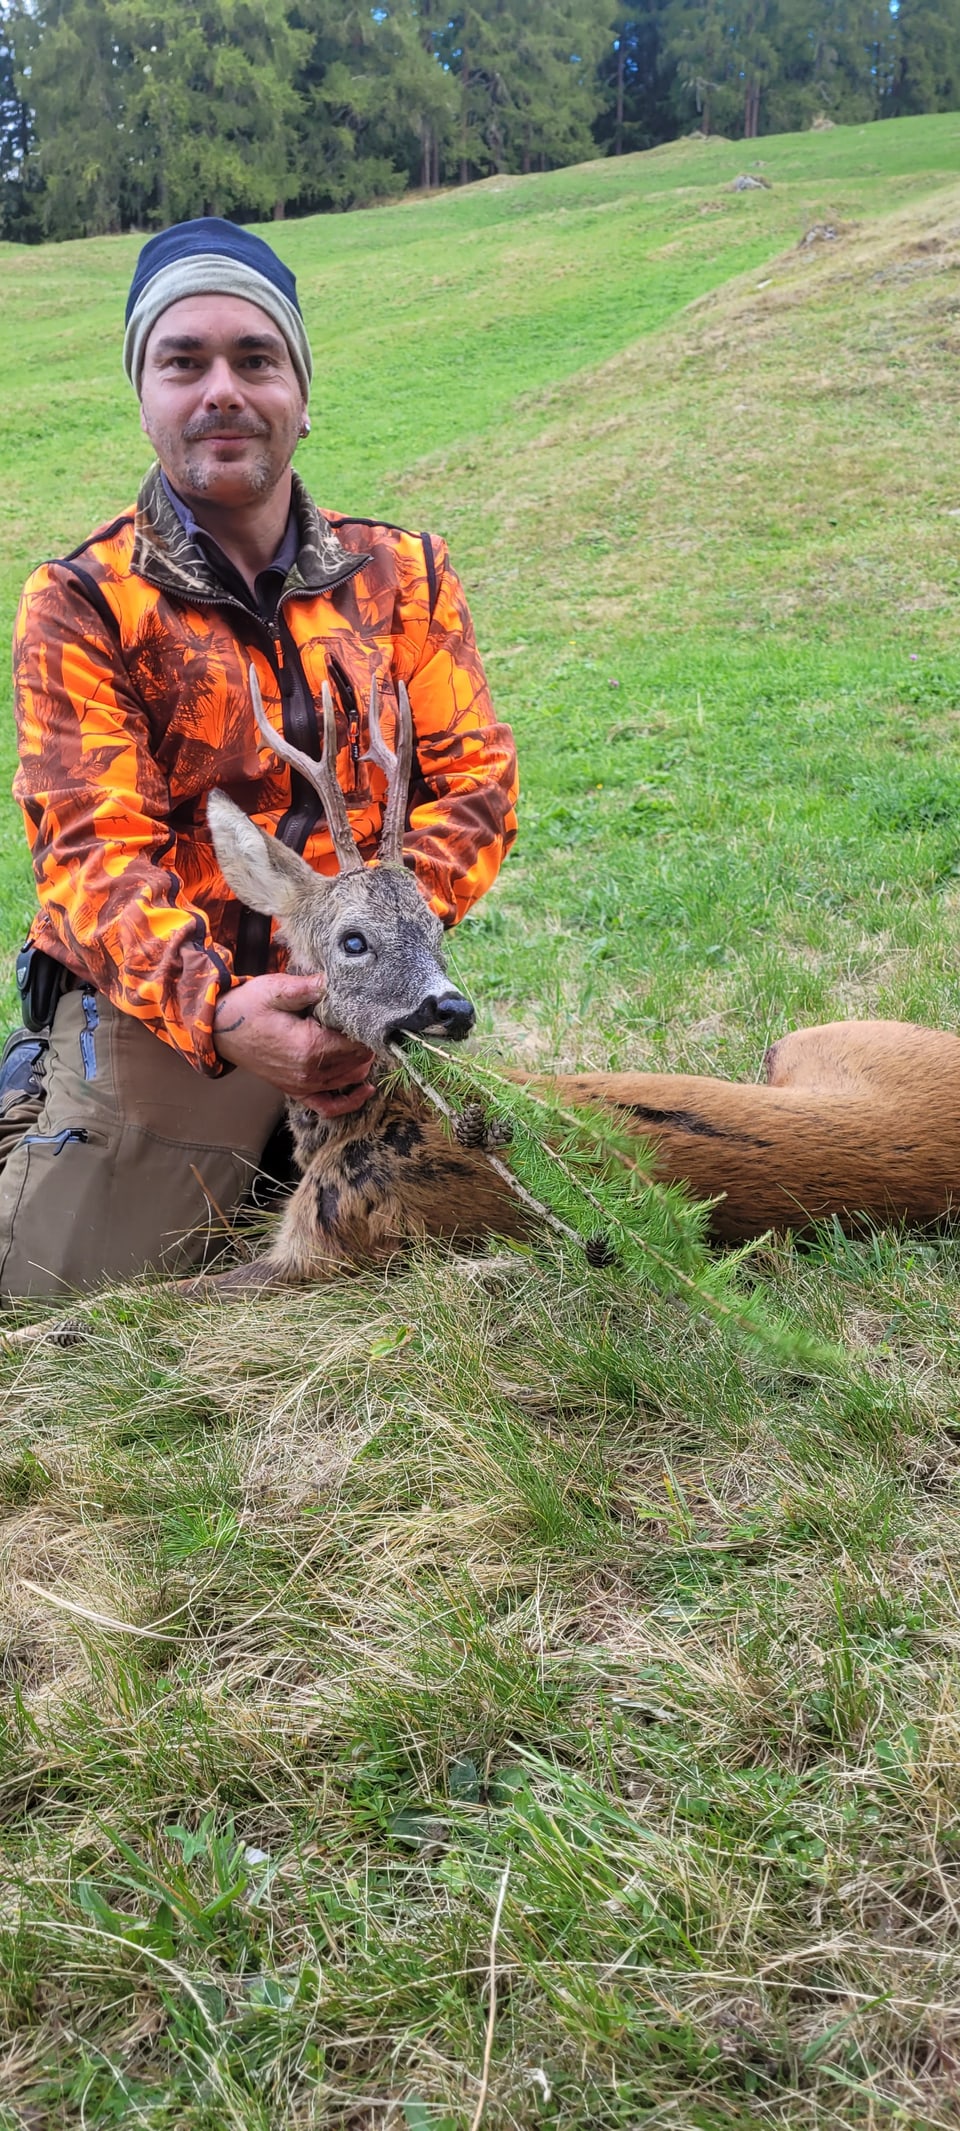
<box><xmin>396</xmin><ymin>1038</ymin><xmax>844</xmax><ymax>1378</ymax></box>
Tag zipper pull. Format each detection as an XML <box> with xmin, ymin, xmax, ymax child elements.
<box><xmin>273</xmin><ymin>639</ymin><xmax>294</xmax><ymax>701</ymax></box>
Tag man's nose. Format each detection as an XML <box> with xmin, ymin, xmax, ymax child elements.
<box><xmin>202</xmin><ymin>358</ymin><xmax>244</xmax><ymax>405</ymax></box>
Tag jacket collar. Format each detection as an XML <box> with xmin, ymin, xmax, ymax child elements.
<box><xmin>132</xmin><ymin>461</ymin><xmax>367</xmax><ymax>605</ymax></box>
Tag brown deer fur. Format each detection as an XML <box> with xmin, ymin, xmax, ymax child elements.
<box><xmin>206</xmin><ymin>672</ymin><xmax>960</xmax><ymax>1284</ymax></box>
<box><xmin>535</xmin><ymin>1017</ymin><xmax>960</xmax><ymax>1243</ymax></box>
<box><xmin>268</xmin><ymin>1085</ymin><xmax>532</xmax><ymax>1284</ymax></box>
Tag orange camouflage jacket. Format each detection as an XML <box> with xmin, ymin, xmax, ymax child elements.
<box><xmin>13</xmin><ymin>465</ymin><xmax>518</xmax><ymax>1074</ymax></box>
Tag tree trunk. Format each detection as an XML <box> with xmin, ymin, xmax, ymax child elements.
<box><xmin>421</xmin><ymin>117</ymin><xmax>430</xmax><ymax>189</ymax></box>
<box><xmin>615</xmin><ymin>32</ymin><xmax>624</xmax><ymax>155</ymax></box>
<box><xmin>273</xmin><ymin>198</ymin><xmax>285</xmax><ymax>219</ymax></box>
<box><xmin>460</xmin><ymin>46</ymin><xmax>469</xmax><ymax>183</ymax></box>
<box><xmin>743</xmin><ymin>80</ymin><xmax>760</xmax><ymax>136</ymax></box>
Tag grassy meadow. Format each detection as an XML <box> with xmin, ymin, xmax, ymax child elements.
<box><xmin>2</xmin><ymin>112</ymin><xmax>960</xmax><ymax>2126</ymax></box>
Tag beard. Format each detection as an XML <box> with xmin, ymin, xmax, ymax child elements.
<box><xmin>181</xmin><ymin>444</ymin><xmax>274</xmax><ymax>497</ymax></box>
<box><xmin>142</xmin><ymin>401</ymin><xmax>304</xmax><ymax>509</ymax></box>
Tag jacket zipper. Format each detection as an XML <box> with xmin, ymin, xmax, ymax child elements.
<box><xmin>135</xmin><ymin>557</ymin><xmax>373</xmax><ymax>975</ymax></box>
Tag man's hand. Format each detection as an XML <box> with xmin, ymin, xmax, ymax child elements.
<box><xmin>213</xmin><ymin>974</ymin><xmax>375</xmax><ymax>1117</ymax></box>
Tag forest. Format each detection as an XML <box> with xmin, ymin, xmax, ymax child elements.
<box><xmin>1</xmin><ymin>0</ymin><xmax>958</xmax><ymax>241</ymax></box>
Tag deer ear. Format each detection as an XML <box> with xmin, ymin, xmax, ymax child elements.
<box><xmin>207</xmin><ymin>790</ymin><xmax>321</xmax><ymax>920</ymax></box>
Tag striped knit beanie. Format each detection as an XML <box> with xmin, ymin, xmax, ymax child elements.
<box><xmin>123</xmin><ymin>217</ymin><xmax>313</xmax><ymax>399</ymax></box>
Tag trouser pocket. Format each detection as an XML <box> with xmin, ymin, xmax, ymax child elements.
<box><xmin>0</xmin><ymin>1125</ymin><xmax>112</xmax><ymax>1297</ymax></box>
<box><xmin>0</xmin><ymin>1120</ymin><xmax>262</xmax><ymax>1297</ymax></box>
<box><xmin>0</xmin><ymin>988</ymin><xmax>286</xmax><ymax>1298</ymax></box>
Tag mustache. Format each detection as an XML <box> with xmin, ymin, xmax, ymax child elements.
<box><xmin>182</xmin><ymin>416</ymin><xmax>269</xmax><ymax>442</ymax></box>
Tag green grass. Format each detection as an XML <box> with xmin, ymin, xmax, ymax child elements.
<box><xmin>4</xmin><ymin>113</ymin><xmax>960</xmax><ymax>2126</ymax></box>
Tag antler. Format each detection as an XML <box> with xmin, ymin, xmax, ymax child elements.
<box><xmin>363</xmin><ymin>675</ymin><xmax>413</xmax><ymax>866</ymax></box>
<box><xmin>248</xmin><ymin>663</ymin><xmax>363</xmax><ymax>876</ymax></box>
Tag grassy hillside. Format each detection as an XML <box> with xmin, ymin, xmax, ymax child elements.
<box><xmin>3</xmin><ymin>115</ymin><xmax>960</xmax><ymax>2128</ymax></box>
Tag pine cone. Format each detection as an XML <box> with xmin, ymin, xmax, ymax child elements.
<box><xmin>484</xmin><ymin>1116</ymin><xmax>514</xmax><ymax>1149</ymax></box>
<box><xmin>585</xmin><ymin>1233</ymin><xmax>618</xmax><ymax>1269</ymax></box>
<box><xmin>48</xmin><ymin>1318</ymin><xmax>87</xmax><ymax>1347</ymax></box>
<box><xmin>453</xmin><ymin>1102</ymin><xmax>489</xmax><ymax>1147</ymax></box>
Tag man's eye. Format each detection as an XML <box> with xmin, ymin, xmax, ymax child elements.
<box><xmin>342</xmin><ymin>934</ymin><xmax>368</xmax><ymax>956</ymax></box>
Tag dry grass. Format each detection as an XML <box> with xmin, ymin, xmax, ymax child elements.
<box><xmin>1</xmin><ymin>1234</ymin><xmax>960</xmax><ymax>2124</ymax></box>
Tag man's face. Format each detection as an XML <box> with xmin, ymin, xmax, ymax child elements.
<box><xmin>139</xmin><ymin>293</ymin><xmax>306</xmax><ymax>508</ymax></box>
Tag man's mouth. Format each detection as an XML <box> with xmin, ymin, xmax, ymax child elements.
<box><xmin>186</xmin><ymin>428</ymin><xmax>267</xmax><ymax>444</ymax></box>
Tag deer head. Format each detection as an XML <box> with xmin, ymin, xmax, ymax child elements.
<box><xmin>207</xmin><ymin>666</ymin><xmax>475</xmax><ymax>1058</ymax></box>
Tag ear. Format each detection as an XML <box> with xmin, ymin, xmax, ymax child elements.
<box><xmin>207</xmin><ymin>790</ymin><xmax>321</xmax><ymax>920</ymax></box>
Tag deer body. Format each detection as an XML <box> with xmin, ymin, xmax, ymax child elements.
<box><xmin>544</xmin><ymin>1016</ymin><xmax>960</xmax><ymax>1242</ymax></box>
<box><xmin>206</xmin><ymin>670</ymin><xmax>960</xmax><ymax>1284</ymax></box>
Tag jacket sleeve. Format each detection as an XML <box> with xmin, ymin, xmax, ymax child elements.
<box><xmin>400</xmin><ymin>540</ymin><xmax>518</xmax><ymax>926</ymax></box>
<box><xmin>12</xmin><ymin>564</ymin><xmax>237</xmax><ymax>1073</ymax></box>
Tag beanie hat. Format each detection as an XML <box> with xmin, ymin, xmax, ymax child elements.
<box><xmin>123</xmin><ymin>217</ymin><xmax>313</xmax><ymax>399</ymax></box>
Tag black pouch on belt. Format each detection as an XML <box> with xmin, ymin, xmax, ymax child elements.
<box><xmin>15</xmin><ymin>946</ymin><xmax>73</xmax><ymax>1035</ymax></box>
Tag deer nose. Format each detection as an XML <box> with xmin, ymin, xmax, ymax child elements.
<box><xmin>434</xmin><ymin>992</ymin><xmax>475</xmax><ymax>1040</ymax></box>
<box><xmin>390</xmin><ymin>992</ymin><xmax>476</xmax><ymax>1043</ymax></box>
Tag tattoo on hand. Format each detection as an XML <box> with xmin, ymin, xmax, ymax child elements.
<box><xmin>216</xmin><ymin>1014</ymin><xmax>245</xmax><ymax>1034</ymax></box>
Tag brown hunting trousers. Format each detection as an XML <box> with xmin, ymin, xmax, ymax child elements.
<box><xmin>0</xmin><ymin>989</ymin><xmax>285</xmax><ymax>1298</ymax></box>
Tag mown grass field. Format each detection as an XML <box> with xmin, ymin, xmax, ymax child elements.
<box><xmin>2</xmin><ymin>113</ymin><xmax>960</xmax><ymax>2128</ymax></box>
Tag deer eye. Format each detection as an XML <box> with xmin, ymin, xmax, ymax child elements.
<box><xmin>341</xmin><ymin>932</ymin><xmax>369</xmax><ymax>956</ymax></box>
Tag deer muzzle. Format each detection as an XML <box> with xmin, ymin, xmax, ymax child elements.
<box><xmin>388</xmin><ymin>992</ymin><xmax>476</xmax><ymax>1044</ymax></box>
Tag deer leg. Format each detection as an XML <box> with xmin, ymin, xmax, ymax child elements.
<box><xmin>182</xmin><ymin>1256</ymin><xmax>300</xmax><ymax>1298</ymax></box>
<box><xmin>764</xmin><ymin>1018</ymin><xmax>960</xmax><ymax>1099</ymax></box>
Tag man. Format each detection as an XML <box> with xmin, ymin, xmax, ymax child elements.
<box><xmin>1</xmin><ymin>218</ymin><xmax>517</xmax><ymax>1296</ymax></box>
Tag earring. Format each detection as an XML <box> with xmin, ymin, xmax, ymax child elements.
<box><xmin>300</xmin><ymin>415</ymin><xmax>311</xmax><ymax>437</ymax></box>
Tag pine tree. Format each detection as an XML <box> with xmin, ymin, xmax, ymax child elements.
<box><xmin>398</xmin><ymin>0</ymin><xmax>458</xmax><ymax>189</ymax></box>
<box><xmin>733</xmin><ymin>0</ymin><xmax>780</xmax><ymax>135</ymax></box>
<box><xmin>440</xmin><ymin>0</ymin><xmax>612</xmax><ymax>183</ymax></box>
<box><xmin>824</xmin><ymin>0</ymin><xmax>893</xmax><ymax>119</ymax></box>
<box><xmin>13</xmin><ymin>0</ymin><xmax>128</xmax><ymax>237</ymax></box>
<box><xmin>11</xmin><ymin>0</ymin><xmax>307</xmax><ymax>238</ymax></box>
<box><xmin>6</xmin><ymin>0</ymin><xmax>960</xmax><ymax>242</ymax></box>
<box><xmin>663</xmin><ymin>0</ymin><xmax>737</xmax><ymax>134</ymax></box>
<box><xmin>508</xmin><ymin>0</ymin><xmax>614</xmax><ymax>174</ymax></box>
<box><xmin>113</xmin><ymin>0</ymin><xmax>308</xmax><ymax>226</ymax></box>
<box><xmin>0</xmin><ymin>1</ymin><xmax>40</xmax><ymax>238</ymax></box>
<box><xmin>887</xmin><ymin>0</ymin><xmax>960</xmax><ymax>116</ymax></box>
<box><xmin>289</xmin><ymin>0</ymin><xmax>417</xmax><ymax>212</ymax></box>
<box><xmin>595</xmin><ymin>7</ymin><xmax>676</xmax><ymax>157</ymax></box>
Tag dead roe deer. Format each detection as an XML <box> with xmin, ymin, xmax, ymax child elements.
<box><xmin>206</xmin><ymin>670</ymin><xmax>960</xmax><ymax>1282</ymax></box>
